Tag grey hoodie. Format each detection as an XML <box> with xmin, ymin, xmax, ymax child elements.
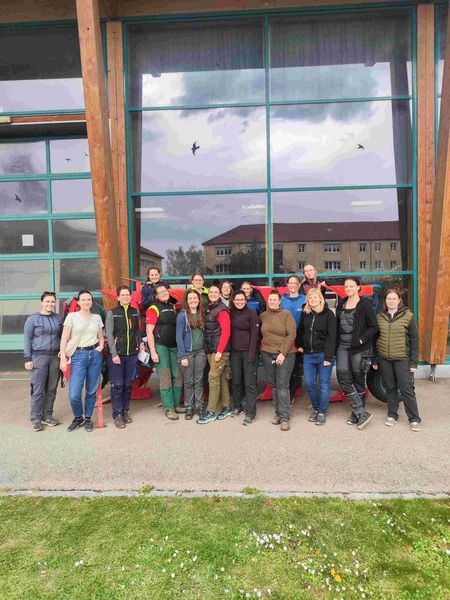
<box><xmin>23</xmin><ymin>312</ymin><xmax>63</xmax><ymax>361</ymax></box>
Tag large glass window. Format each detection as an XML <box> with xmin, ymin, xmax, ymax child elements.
<box><xmin>127</xmin><ymin>8</ymin><xmax>415</xmax><ymax>301</ymax></box>
<box><xmin>0</xmin><ymin>141</ymin><xmax>46</xmax><ymax>175</ymax></box>
<box><xmin>0</xmin><ymin>26</ymin><xmax>83</xmax><ymax>113</ymax></box>
<box><xmin>0</xmin><ymin>181</ymin><xmax>47</xmax><ymax>214</ymax></box>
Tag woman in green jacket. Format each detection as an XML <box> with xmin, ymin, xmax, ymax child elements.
<box><xmin>373</xmin><ymin>289</ymin><xmax>421</xmax><ymax>431</ymax></box>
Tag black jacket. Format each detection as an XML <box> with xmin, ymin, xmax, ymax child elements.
<box><xmin>140</xmin><ymin>281</ymin><xmax>171</xmax><ymax>313</ymax></box>
<box><xmin>105</xmin><ymin>305</ymin><xmax>142</xmax><ymax>358</ymax></box>
<box><xmin>230</xmin><ymin>305</ymin><xmax>260</xmax><ymax>363</ymax></box>
<box><xmin>296</xmin><ymin>303</ymin><xmax>336</xmax><ymax>362</ymax></box>
<box><xmin>335</xmin><ymin>297</ymin><xmax>378</xmax><ymax>355</ymax></box>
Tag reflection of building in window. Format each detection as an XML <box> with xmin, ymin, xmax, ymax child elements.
<box><xmin>215</xmin><ymin>264</ymin><xmax>231</xmax><ymax>274</ymax></box>
<box><xmin>202</xmin><ymin>222</ymin><xmax>401</xmax><ymax>274</ymax></box>
<box><xmin>139</xmin><ymin>247</ymin><xmax>163</xmax><ymax>277</ymax></box>
<box><xmin>325</xmin><ymin>261</ymin><xmax>341</xmax><ymax>271</ymax></box>
<box><xmin>359</xmin><ymin>242</ymin><xmax>367</xmax><ymax>253</ymax></box>
<box><xmin>216</xmin><ymin>246</ymin><xmax>232</xmax><ymax>257</ymax></box>
<box><xmin>375</xmin><ymin>260</ymin><xmax>383</xmax><ymax>269</ymax></box>
<box><xmin>390</xmin><ymin>242</ymin><xmax>397</xmax><ymax>251</ymax></box>
<box><xmin>298</xmin><ymin>261</ymin><xmax>305</xmax><ymax>270</ymax></box>
<box><xmin>298</xmin><ymin>243</ymin><xmax>305</xmax><ymax>253</ymax></box>
<box><xmin>390</xmin><ymin>260</ymin><xmax>397</xmax><ymax>270</ymax></box>
<box><xmin>324</xmin><ymin>243</ymin><xmax>341</xmax><ymax>253</ymax></box>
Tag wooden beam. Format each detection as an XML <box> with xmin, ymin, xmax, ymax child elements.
<box><xmin>76</xmin><ymin>0</ymin><xmax>120</xmax><ymax>308</ymax></box>
<box><xmin>10</xmin><ymin>114</ymin><xmax>86</xmax><ymax>124</ymax></box>
<box><xmin>424</xmin><ymin>5</ymin><xmax>450</xmax><ymax>364</ymax></box>
<box><xmin>417</xmin><ymin>4</ymin><xmax>435</xmax><ymax>361</ymax></box>
<box><xmin>106</xmin><ymin>20</ymin><xmax>130</xmax><ymax>280</ymax></box>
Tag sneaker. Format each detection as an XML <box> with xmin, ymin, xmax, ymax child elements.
<box><xmin>197</xmin><ymin>411</ymin><xmax>217</xmax><ymax>424</ymax></box>
<box><xmin>280</xmin><ymin>420</ymin><xmax>291</xmax><ymax>431</ymax></box>
<box><xmin>84</xmin><ymin>418</ymin><xmax>95</xmax><ymax>432</ymax></box>
<box><xmin>243</xmin><ymin>416</ymin><xmax>255</xmax><ymax>426</ymax></box>
<box><xmin>384</xmin><ymin>416</ymin><xmax>397</xmax><ymax>427</ymax></box>
<box><xmin>123</xmin><ymin>411</ymin><xmax>132</xmax><ymax>424</ymax></box>
<box><xmin>32</xmin><ymin>422</ymin><xmax>44</xmax><ymax>432</ymax></box>
<box><xmin>174</xmin><ymin>405</ymin><xmax>187</xmax><ymax>414</ymax></box>
<box><xmin>410</xmin><ymin>421</ymin><xmax>421</xmax><ymax>432</ymax></box>
<box><xmin>232</xmin><ymin>408</ymin><xmax>243</xmax><ymax>417</ymax></box>
<box><xmin>185</xmin><ymin>410</ymin><xmax>194</xmax><ymax>421</ymax></box>
<box><xmin>356</xmin><ymin>412</ymin><xmax>373</xmax><ymax>430</ymax></box>
<box><xmin>316</xmin><ymin>413</ymin><xmax>326</xmax><ymax>426</ymax></box>
<box><xmin>308</xmin><ymin>410</ymin><xmax>319</xmax><ymax>423</ymax></box>
<box><xmin>346</xmin><ymin>413</ymin><xmax>358</xmax><ymax>425</ymax></box>
<box><xmin>217</xmin><ymin>407</ymin><xmax>234</xmax><ymax>420</ymax></box>
<box><xmin>114</xmin><ymin>415</ymin><xmax>126</xmax><ymax>429</ymax></box>
<box><xmin>165</xmin><ymin>410</ymin><xmax>179</xmax><ymax>421</ymax></box>
<box><xmin>271</xmin><ymin>416</ymin><xmax>281</xmax><ymax>425</ymax></box>
<box><xmin>67</xmin><ymin>417</ymin><xmax>84</xmax><ymax>432</ymax></box>
<box><xmin>42</xmin><ymin>417</ymin><xmax>59</xmax><ymax>427</ymax></box>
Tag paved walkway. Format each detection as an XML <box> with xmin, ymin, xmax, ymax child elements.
<box><xmin>0</xmin><ymin>376</ymin><xmax>449</xmax><ymax>494</ymax></box>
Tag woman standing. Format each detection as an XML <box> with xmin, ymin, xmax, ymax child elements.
<box><xmin>60</xmin><ymin>290</ymin><xmax>104</xmax><ymax>432</ymax></box>
<box><xmin>182</xmin><ymin>272</ymin><xmax>209</xmax><ymax>309</ymax></box>
<box><xmin>197</xmin><ymin>285</ymin><xmax>232</xmax><ymax>424</ymax></box>
<box><xmin>105</xmin><ymin>285</ymin><xmax>145</xmax><ymax>429</ymax></box>
<box><xmin>299</xmin><ymin>264</ymin><xmax>327</xmax><ymax>296</ymax></box>
<box><xmin>241</xmin><ymin>281</ymin><xmax>266</xmax><ymax>315</ymax></box>
<box><xmin>146</xmin><ymin>284</ymin><xmax>184</xmax><ymax>420</ymax></box>
<box><xmin>297</xmin><ymin>288</ymin><xmax>336</xmax><ymax>426</ymax></box>
<box><xmin>220</xmin><ymin>280</ymin><xmax>233</xmax><ymax>307</ymax></box>
<box><xmin>140</xmin><ymin>267</ymin><xmax>170</xmax><ymax>313</ymax></box>
<box><xmin>260</xmin><ymin>290</ymin><xmax>297</xmax><ymax>431</ymax></box>
<box><xmin>24</xmin><ymin>291</ymin><xmax>63</xmax><ymax>431</ymax></box>
<box><xmin>336</xmin><ymin>278</ymin><xmax>378</xmax><ymax>430</ymax></box>
<box><xmin>230</xmin><ymin>290</ymin><xmax>260</xmax><ymax>425</ymax></box>
<box><xmin>373</xmin><ymin>290</ymin><xmax>421</xmax><ymax>431</ymax></box>
<box><xmin>176</xmin><ymin>289</ymin><xmax>206</xmax><ymax>420</ymax></box>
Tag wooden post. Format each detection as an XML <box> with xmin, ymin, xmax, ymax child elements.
<box><xmin>417</xmin><ymin>4</ymin><xmax>435</xmax><ymax>360</ymax></box>
<box><xmin>107</xmin><ymin>20</ymin><xmax>129</xmax><ymax>280</ymax></box>
<box><xmin>76</xmin><ymin>0</ymin><xmax>120</xmax><ymax>307</ymax></box>
<box><xmin>424</xmin><ymin>5</ymin><xmax>450</xmax><ymax>364</ymax></box>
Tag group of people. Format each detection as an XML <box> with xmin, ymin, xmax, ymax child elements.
<box><xmin>23</xmin><ymin>264</ymin><xmax>421</xmax><ymax>434</ymax></box>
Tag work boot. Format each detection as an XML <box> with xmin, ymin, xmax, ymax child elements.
<box><xmin>123</xmin><ymin>411</ymin><xmax>132</xmax><ymax>424</ymax></box>
<box><xmin>114</xmin><ymin>415</ymin><xmax>126</xmax><ymax>429</ymax></box>
<box><xmin>280</xmin><ymin>420</ymin><xmax>290</xmax><ymax>431</ymax></box>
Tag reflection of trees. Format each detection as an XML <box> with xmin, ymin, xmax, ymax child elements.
<box><xmin>229</xmin><ymin>242</ymin><xmax>265</xmax><ymax>274</ymax></box>
<box><xmin>166</xmin><ymin>245</ymin><xmax>203</xmax><ymax>276</ymax></box>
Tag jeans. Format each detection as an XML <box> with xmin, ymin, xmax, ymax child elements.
<box><xmin>30</xmin><ymin>353</ymin><xmax>60</xmax><ymax>424</ymax></box>
<box><xmin>155</xmin><ymin>344</ymin><xmax>182</xmax><ymax>412</ymax></box>
<box><xmin>69</xmin><ymin>348</ymin><xmax>103</xmax><ymax>419</ymax></box>
<box><xmin>107</xmin><ymin>354</ymin><xmax>138</xmax><ymax>418</ymax></box>
<box><xmin>261</xmin><ymin>351</ymin><xmax>295</xmax><ymax>422</ymax></box>
<box><xmin>378</xmin><ymin>357</ymin><xmax>421</xmax><ymax>423</ymax></box>
<box><xmin>336</xmin><ymin>344</ymin><xmax>371</xmax><ymax>417</ymax></box>
<box><xmin>303</xmin><ymin>352</ymin><xmax>333</xmax><ymax>414</ymax></box>
<box><xmin>180</xmin><ymin>349</ymin><xmax>207</xmax><ymax>413</ymax></box>
<box><xmin>230</xmin><ymin>350</ymin><xmax>258</xmax><ymax>419</ymax></box>
<box><xmin>207</xmin><ymin>352</ymin><xmax>230</xmax><ymax>413</ymax></box>
<box><xmin>289</xmin><ymin>352</ymin><xmax>303</xmax><ymax>399</ymax></box>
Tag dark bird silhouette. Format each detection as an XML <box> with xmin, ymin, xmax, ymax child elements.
<box><xmin>357</xmin><ymin>144</ymin><xmax>365</xmax><ymax>150</ymax></box>
<box><xmin>84</xmin><ymin>152</ymin><xmax>89</xmax><ymax>157</ymax></box>
<box><xmin>191</xmin><ymin>142</ymin><xmax>200</xmax><ymax>156</ymax></box>
<box><xmin>14</xmin><ymin>194</ymin><xmax>22</xmax><ymax>203</ymax></box>
<box><xmin>65</xmin><ymin>157</ymin><xmax>71</xmax><ymax>162</ymax></box>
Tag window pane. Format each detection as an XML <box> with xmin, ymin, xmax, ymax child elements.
<box><xmin>0</xmin><ymin>181</ymin><xmax>47</xmax><ymax>215</ymax></box>
<box><xmin>0</xmin><ymin>221</ymin><xmax>49</xmax><ymax>254</ymax></box>
<box><xmin>50</xmin><ymin>139</ymin><xmax>90</xmax><ymax>173</ymax></box>
<box><xmin>270</xmin><ymin>101</ymin><xmax>412</xmax><ymax>187</ymax></box>
<box><xmin>0</xmin><ymin>26</ymin><xmax>83</xmax><ymax>112</ymax></box>
<box><xmin>52</xmin><ymin>219</ymin><xmax>97</xmax><ymax>252</ymax></box>
<box><xmin>0</xmin><ymin>260</ymin><xmax>50</xmax><ymax>293</ymax></box>
<box><xmin>134</xmin><ymin>194</ymin><xmax>267</xmax><ymax>277</ymax></box>
<box><xmin>0</xmin><ymin>299</ymin><xmax>42</xmax><ymax>334</ymax></box>
<box><xmin>51</xmin><ymin>179</ymin><xmax>93</xmax><ymax>213</ymax></box>
<box><xmin>54</xmin><ymin>258</ymin><xmax>100</xmax><ymax>293</ymax></box>
<box><xmin>0</xmin><ymin>142</ymin><xmax>46</xmax><ymax>175</ymax></box>
<box><xmin>438</xmin><ymin>7</ymin><xmax>448</xmax><ymax>96</ymax></box>
<box><xmin>131</xmin><ymin>108</ymin><xmax>267</xmax><ymax>192</ymax></box>
<box><xmin>271</xmin><ymin>189</ymin><xmax>412</xmax><ymax>273</ymax></box>
<box><xmin>270</xmin><ymin>11</ymin><xmax>411</xmax><ymax>102</ymax></box>
<box><xmin>128</xmin><ymin>20</ymin><xmax>264</xmax><ymax>107</ymax></box>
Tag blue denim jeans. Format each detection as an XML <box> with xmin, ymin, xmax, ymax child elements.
<box><xmin>69</xmin><ymin>348</ymin><xmax>103</xmax><ymax>419</ymax></box>
<box><xmin>303</xmin><ymin>352</ymin><xmax>333</xmax><ymax>414</ymax></box>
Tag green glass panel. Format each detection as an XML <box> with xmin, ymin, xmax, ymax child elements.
<box><xmin>50</xmin><ymin>139</ymin><xmax>90</xmax><ymax>173</ymax></box>
<box><xmin>0</xmin><ymin>220</ymin><xmax>49</xmax><ymax>254</ymax></box>
<box><xmin>0</xmin><ymin>260</ymin><xmax>50</xmax><ymax>294</ymax></box>
<box><xmin>0</xmin><ymin>180</ymin><xmax>47</xmax><ymax>215</ymax></box>
<box><xmin>52</xmin><ymin>219</ymin><xmax>97</xmax><ymax>253</ymax></box>
<box><xmin>54</xmin><ymin>257</ymin><xmax>100</xmax><ymax>293</ymax></box>
<box><xmin>51</xmin><ymin>179</ymin><xmax>93</xmax><ymax>213</ymax></box>
<box><xmin>0</xmin><ymin>141</ymin><xmax>46</xmax><ymax>175</ymax></box>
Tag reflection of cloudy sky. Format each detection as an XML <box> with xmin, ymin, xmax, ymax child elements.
<box><xmin>138</xmin><ymin>194</ymin><xmax>266</xmax><ymax>264</ymax></box>
<box><xmin>0</xmin><ymin>79</ymin><xmax>83</xmax><ymax>113</ymax></box>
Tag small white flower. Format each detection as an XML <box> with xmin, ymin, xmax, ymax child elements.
<box><xmin>171</xmin><ymin>572</ymin><xmax>176</xmax><ymax>578</ymax></box>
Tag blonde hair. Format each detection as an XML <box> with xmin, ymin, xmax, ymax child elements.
<box><xmin>303</xmin><ymin>288</ymin><xmax>325</xmax><ymax>314</ymax></box>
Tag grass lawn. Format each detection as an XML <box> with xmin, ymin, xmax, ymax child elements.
<box><xmin>0</xmin><ymin>497</ymin><xmax>449</xmax><ymax>599</ymax></box>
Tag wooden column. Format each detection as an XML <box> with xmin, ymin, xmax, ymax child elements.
<box><xmin>106</xmin><ymin>20</ymin><xmax>129</xmax><ymax>280</ymax></box>
<box><xmin>424</xmin><ymin>5</ymin><xmax>450</xmax><ymax>364</ymax></box>
<box><xmin>417</xmin><ymin>4</ymin><xmax>436</xmax><ymax>360</ymax></box>
<box><xmin>76</xmin><ymin>0</ymin><xmax>120</xmax><ymax>308</ymax></box>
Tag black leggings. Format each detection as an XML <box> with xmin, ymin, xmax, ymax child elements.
<box><xmin>336</xmin><ymin>345</ymin><xmax>371</xmax><ymax>416</ymax></box>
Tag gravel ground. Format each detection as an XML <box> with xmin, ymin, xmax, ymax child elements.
<box><xmin>0</xmin><ymin>374</ymin><xmax>449</xmax><ymax>494</ymax></box>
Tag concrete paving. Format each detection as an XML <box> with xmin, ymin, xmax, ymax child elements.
<box><xmin>0</xmin><ymin>374</ymin><xmax>449</xmax><ymax>494</ymax></box>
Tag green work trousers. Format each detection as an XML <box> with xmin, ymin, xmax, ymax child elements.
<box><xmin>207</xmin><ymin>352</ymin><xmax>230</xmax><ymax>413</ymax></box>
<box><xmin>155</xmin><ymin>344</ymin><xmax>182</xmax><ymax>411</ymax></box>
